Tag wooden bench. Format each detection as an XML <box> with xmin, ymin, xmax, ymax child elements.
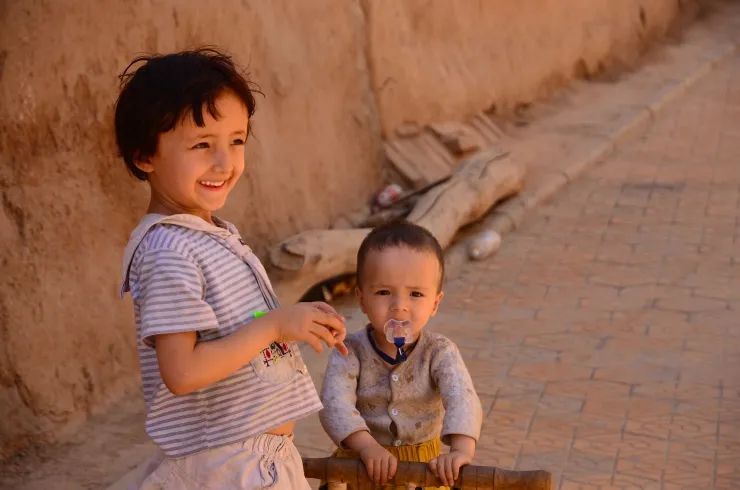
<box><xmin>303</xmin><ymin>457</ymin><xmax>551</xmax><ymax>489</ymax></box>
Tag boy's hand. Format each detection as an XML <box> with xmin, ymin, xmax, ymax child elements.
<box><xmin>273</xmin><ymin>302</ymin><xmax>348</xmax><ymax>355</ymax></box>
<box><xmin>428</xmin><ymin>449</ymin><xmax>471</xmax><ymax>486</ymax></box>
<box><xmin>429</xmin><ymin>434</ymin><xmax>475</xmax><ymax>485</ymax></box>
<box><xmin>358</xmin><ymin>442</ymin><xmax>398</xmax><ymax>486</ymax></box>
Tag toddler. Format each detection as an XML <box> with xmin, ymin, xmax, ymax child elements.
<box><xmin>319</xmin><ymin>221</ymin><xmax>482</xmax><ymax>489</ymax></box>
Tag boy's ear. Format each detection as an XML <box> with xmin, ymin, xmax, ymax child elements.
<box><xmin>355</xmin><ymin>286</ymin><xmax>366</xmax><ymax>313</ymax></box>
<box><xmin>430</xmin><ymin>291</ymin><xmax>444</xmax><ymax>316</ymax></box>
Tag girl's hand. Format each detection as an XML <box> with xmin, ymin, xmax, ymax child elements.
<box><xmin>428</xmin><ymin>449</ymin><xmax>472</xmax><ymax>486</ymax></box>
<box><xmin>358</xmin><ymin>443</ymin><xmax>398</xmax><ymax>486</ymax></box>
<box><xmin>272</xmin><ymin>302</ymin><xmax>348</xmax><ymax>355</ymax></box>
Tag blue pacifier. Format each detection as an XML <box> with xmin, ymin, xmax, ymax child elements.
<box><xmin>384</xmin><ymin>319</ymin><xmax>413</xmax><ymax>363</ymax></box>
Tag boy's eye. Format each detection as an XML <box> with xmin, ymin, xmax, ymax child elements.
<box><xmin>411</xmin><ymin>291</ymin><xmax>424</xmax><ymax>298</ymax></box>
<box><xmin>375</xmin><ymin>290</ymin><xmax>390</xmax><ymax>296</ymax></box>
<box><xmin>191</xmin><ymin>142</ymin><xmax>209</xmax><ymax>150</ymax></box>
<box><xmin>232</xmin><ymin>138</ymin><xmax>246</xmax><ymax>146</ymax></box>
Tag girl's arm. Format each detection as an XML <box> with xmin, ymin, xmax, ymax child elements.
<box><xmin>156</xmin><ymin>302</ymin><xmax>346</xmax><ymax>395</ymax></box>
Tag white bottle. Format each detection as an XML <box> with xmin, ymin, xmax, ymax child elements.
<box><xmin>467</xmin><ymin>230</ymin><xmax>502</xmax><ymax>260</ymax></box>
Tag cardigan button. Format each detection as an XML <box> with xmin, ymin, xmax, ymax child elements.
<box><xmin>391</xmin><ymin>408</ymin><xmax>399</xmax><ymax>416</ymax></box>
<box><xmin>391</xmin><ymin>374</ymin><xmax>399</xmax><ymax>382</ymax></box>
<box><xmin>393</xmin><ymin>439</ymin><xmax>402</xmax><ymax>447</ymax></box>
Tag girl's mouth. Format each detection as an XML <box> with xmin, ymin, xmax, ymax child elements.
<box><xmin>198</xmin><ymin>179</ymin><xmax>227</xmax><ymax>190</ymax></box>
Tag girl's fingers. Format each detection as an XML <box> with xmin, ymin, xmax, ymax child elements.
<box><xmin>311</xmin><ymin>302</ymin><xmax>347</xmax><ymax>330</ymax></box>
<box><xmin>335</xmin><ymin>340</ymin><xmax>349</xmax><ymax>356</ymax></box>
<box><xmin>309</xmin><ymin>323</ymin><xmax>336</xmax><ymax>346</ymax></box>
<box><xmin>304</xmin><ymin>335</ymin><xmax>324</xmax><ymax>353</ymax></box>
<box><xmin>308</xmin><ymin>304</ymin><xmax>346</xmax><ymax>333</ymax></box>
<box><xmin>389</xmin><ymin>455</ymin><xmax>398</xmax><ymax>479</ymax></box>
<box><xmin>314</xmin><ymin>311</ymin><xmax>346</xmax><ymax>336</ymax></box>
<box><xmin>310</xmin><ymin>317</ymin><xmax>349</xmax><ymax>355</ymax></box>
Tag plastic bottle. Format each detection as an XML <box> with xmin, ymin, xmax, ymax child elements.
<box><xmin>376</xmin><ymin>184</ymin><xmax>404</xmax><ymax>208</ymax></box>
<box><xmin>467</xmin><ymin>229</ymin><xmax>502</xmax><ymax>261</ymax></box>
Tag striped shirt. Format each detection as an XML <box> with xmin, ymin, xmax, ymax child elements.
<box><xmin>121</xmin><ymin>213</ymin><xmax>322</xmax><ymax>457</ymax></box>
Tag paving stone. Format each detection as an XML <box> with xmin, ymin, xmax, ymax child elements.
<box><xmin>615</xmin><ymin>450</ymin><xmax>666</xmax><ymax>482</ymax></box>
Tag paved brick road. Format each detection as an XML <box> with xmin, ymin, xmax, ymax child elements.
<box><xmin>298</xmin><ymin>53</ymin><xmax>739</xmax><ymax>489</ymax></box>
<box><xmin>431</xmin><ymin>53</ymin><xmax>740</xmax><ymax>489</ymax></box>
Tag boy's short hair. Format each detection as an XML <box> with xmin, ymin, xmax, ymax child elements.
<box><xmin>357</xmin><ymin>220</ymin><xmax>445</xmax><ymax>291</ymax></box>
<box><xmin>114</xmin><ymin>47</ymin><xmax>258</xmax><ymax>180</ymax></box>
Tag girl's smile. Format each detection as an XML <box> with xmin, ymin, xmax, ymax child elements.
<box><xmin>134</xmin><ymin>90</ymin><xmax>249</xmax><ymax>223</ymax></box>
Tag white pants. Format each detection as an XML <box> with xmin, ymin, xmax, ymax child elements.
<box><xmin>137</xmin><ymin>433</ymin><xmax>310</xmax><ymax>490</ymax></box>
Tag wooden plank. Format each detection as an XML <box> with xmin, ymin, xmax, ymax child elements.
<box><xmin>429</xmin><ymin>121</ymin><xmax>483</xmax><ymax>154</ymax></box>
<box><xmin>384</xmin><ymin>140</ymin><xmax>425</xmax><ymax>188</ymax></box>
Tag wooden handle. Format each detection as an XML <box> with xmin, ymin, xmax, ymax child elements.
<box><xmin>303</xmin><ymin>457</ymin><xmax>551</xmax><ymax>489</ymax></box>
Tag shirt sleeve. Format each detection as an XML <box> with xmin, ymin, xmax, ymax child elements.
<box><xmin>132</xmin><ymin>247</ymin><xmax>219</xmax><ymax>347</ymax></box>
<box><xmin>318</xmin><ymin>345</ymin><xmax>369</xmax><ymax>447</ymax></box>
<box><xmin>431</xmin><ymin>339</ymin><xmax>483</xmax><ymax>444</ymax></box>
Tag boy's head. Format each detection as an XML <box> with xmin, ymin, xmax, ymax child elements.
<box><xmin>356</xmin><ymin>221</ymin><xmax>445</xmax><ymax>338</ymax></box>
<box><xmin>114</xmin><ymin>48</ymin><xmax>258</xmax><ymax>221</ymax></box>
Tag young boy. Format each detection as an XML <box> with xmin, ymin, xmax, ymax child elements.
<box><xmin>319</xmin><ymin>221</ymin><xmax>483</xmax><ymax>489</ymax></box>
<box><xmin>115</xmin><ymin>48</ymin><xmax>347</xmax><ymax>489</ymax></box>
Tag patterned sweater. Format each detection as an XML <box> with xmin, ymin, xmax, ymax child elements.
<box><xmin>319</xmin><ymin>326</ymin><xmax>482</xmax><ymax>448</ymax></box>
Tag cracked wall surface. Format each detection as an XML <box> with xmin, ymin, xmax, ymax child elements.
<box><xmin>0</xmin><ymin>0</ymin><xmax>700</xmax><ymax>459</ymax></box>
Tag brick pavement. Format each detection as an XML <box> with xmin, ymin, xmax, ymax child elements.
<box><xmin>297</xmin><ymin>54</ymin><xmax>740</xmax><ymax>489</ymax></box>
<box><xmin>436</xmin><ymin>54</ymin><xmax>740</xmax><ymax>489</ymax></box>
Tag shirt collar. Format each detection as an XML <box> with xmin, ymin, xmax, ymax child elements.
<box><xmin>119</xmin><ymin>213</ymin><xmax>238</xmax><ymax>297</ymax></box>
<box><xmin>365</xmin><ymin>325</ymin><xmax>422</xmax><ymax>366</ymax></box>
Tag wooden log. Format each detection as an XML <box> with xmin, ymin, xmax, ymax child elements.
<box><xmin>268</xmin><ymin>228</ymin><xmax>370</xmax><ymax>304</ymax></box>
<box><xmin>302</xmin><ymin>457</ymin><xmax>551</xmax><ymax>490</ymax></box>
<box><xmin>268</xmin><ymin>146</ymin><xmax>525</xmax><ymax>304</ymax></box>
<box><xmin>408</xmin><ymin>146</ymin><xmax>523</xmax><ymax>248</ymax></box>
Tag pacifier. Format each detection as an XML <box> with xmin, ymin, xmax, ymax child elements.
<box><xmin>384</xmin><ymin>319</ymin><xmax>413</xmax><ymax>363</ymax></box>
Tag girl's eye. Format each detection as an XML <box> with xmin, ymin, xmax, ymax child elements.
<box><xmin>411</xmin><ymin>291</ymin><xmax>424</xmax><ymax>298</ymax></box>
<box><xmin>232</xmin><ymin>138</ymin><xmax>246</xmax><ymax>146</ymax></box>
<box><xmin>192</xmin><ymin>142</ymin><xmax>209</xmax><ymax>150</ymax></box>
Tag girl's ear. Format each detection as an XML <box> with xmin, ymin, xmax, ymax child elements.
<box><xmin>134</xmin><ymin>155</ymin><xmax>154</xmax><ymax>175</ymax></box>
<box><xmin>430</xmin><ymin>291</ymin><xmax>444</xmax><ymax>317</ymax></box>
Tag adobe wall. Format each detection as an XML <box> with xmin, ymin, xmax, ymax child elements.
<box><xmin>0</xmin><ymin>0</ymin><xmax>698</xmax><ymax>458</ymax></box>
<box><xmin>364</xmin><ymin>0</ymin><xmax>693</xmax><ymax>135</ymax></box>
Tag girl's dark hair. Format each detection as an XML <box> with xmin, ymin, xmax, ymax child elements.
<box><xmin>114</xmin><ymin>47</ymin><xmax>259</xmax><ymax>180</ymax></box>
<box><xmin>357</xmin><ymin>221</ymin><xmax>445</xmax><ymax>291</ymax></box>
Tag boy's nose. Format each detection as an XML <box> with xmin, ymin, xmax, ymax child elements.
<box><xmin>390</xmin><ymin>299</ymin><xmax>409</xmax><ymax>312</ymax></box>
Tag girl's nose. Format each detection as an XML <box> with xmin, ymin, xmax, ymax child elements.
<box><xmin>212</xmin><ymin>148</ymin><xmax>231</xmax><ymax>170</ymax></box>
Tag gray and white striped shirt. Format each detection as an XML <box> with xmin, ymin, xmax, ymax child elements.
<box><xmin>121</xmin><ymin>214</ymin><xmax>321</xmax><ymax>457</ymax></box>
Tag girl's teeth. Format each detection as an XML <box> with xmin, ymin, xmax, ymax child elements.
<box><xmin>200</xmin><ymin>181</ymin><xmax>224</xmax><ymax>187</ymax></box>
